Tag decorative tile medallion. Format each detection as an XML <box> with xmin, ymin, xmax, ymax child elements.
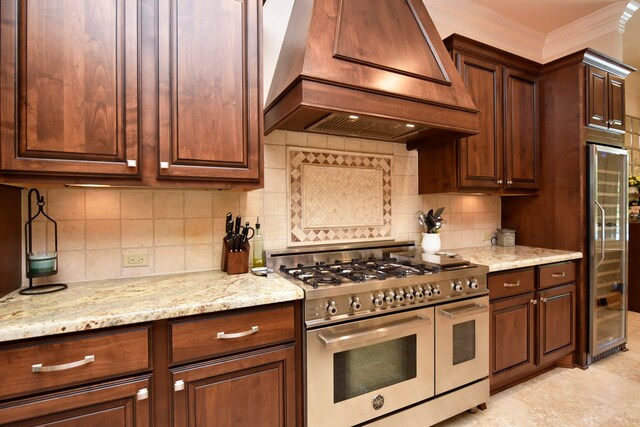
<box><xmin>287</xmin><ymin>147</ymin><xmax>393</xmax><ymax>246</ymax></box>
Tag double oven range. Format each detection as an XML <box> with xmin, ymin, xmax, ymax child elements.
<box><xmin>266</xmin><ymin>241</ymin><xmax>489</xmax><ymax>426</ymax></box>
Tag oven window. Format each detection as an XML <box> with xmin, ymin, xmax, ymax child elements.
<box><xmin>453</xmin><ymin>320</ymin><xmax>476</xmax><ymax>365</ymax></box>
<box><xmin>333</xmin><ymin>335</ymin><xmax>417</xmax><ymax>403</ymax></box>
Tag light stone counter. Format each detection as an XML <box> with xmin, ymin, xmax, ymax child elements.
<box><xmin>449</xmin><ymin>245</ymin><xmax>583</xmax><ymax>272</ymax></box>
<box><xmin>0</xmin><ymin>270</ymin><xmax>303</xmax><ymax>343</ymax></box>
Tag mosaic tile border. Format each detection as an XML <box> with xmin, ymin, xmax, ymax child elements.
<box><xmin>287</xmin><ymin>147</ymin><xmax>393</xmax><ymax>246</ymax></box>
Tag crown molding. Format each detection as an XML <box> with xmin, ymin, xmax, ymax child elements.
<box><xmin>543</xmin><ymin>2</ymin><xmax>632</xmax><ymax>62</ymax></box>
<box><xmin>620</xmin><ymin>0</ymin><xmax>640</xmax><ymax>31</ymax></box>
<box><xmin>424</xmin><ymin>0</ymin><xmax>545</xmax><ymax>62</ymax></box>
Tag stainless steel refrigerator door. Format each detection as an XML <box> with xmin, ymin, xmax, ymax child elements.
<box><xmin>589</xmin><ymin>144</ymin><xmax>628</xmax><ymax>358</ymax></box>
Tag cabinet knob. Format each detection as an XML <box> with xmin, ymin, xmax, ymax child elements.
<box><xmin>540</xmin><ymin>297</ymin><xmax>548</xmax><ymax>303</ymax></box>
<box><xmin>530</xmin><ymin>299</ymin><xmax>537</xmax><ymax>305</ymax></box>
<box><xmin>174</xmin><ymin>379</ymin><xmax>185</xmax><ymax>392</ymax></box>
<box><xmin>127</xmin><ymin>159</ymin><xmax>137</xmax><ymax>168</ymax></box>
<box><xmin>497</xmin><ymin>179</ymin><xmax>503</xmax><ymax>184</ymax></box>
<box><xmin>507</xmin><ymin>180</ymin><xmax>513</xmax><ymax>185</ymax></box>
<box><xmin>160</xmin><ymin>162</ymin><xmax>169</xmax><ymax>169</ymax></box>
<box><xmin>136</xmin><ymin>388</ymin><xmax>149</xmax><ymax>401</ymax></box>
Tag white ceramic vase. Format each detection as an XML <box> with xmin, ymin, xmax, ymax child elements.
<box><xmin>421</xmin><ymin>233</ymin><xmax>441</xmax><ymax>254</ymax></box>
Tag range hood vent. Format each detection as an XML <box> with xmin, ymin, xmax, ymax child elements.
<box><xmin>306</xmin><ymin>113</ymin><xmax>424</xmax><ymax>141</ymax></box>
<box><xmin>265</xmin><ymin>0</ymin><xmax>479</xmax><ymax>145</ymax></box>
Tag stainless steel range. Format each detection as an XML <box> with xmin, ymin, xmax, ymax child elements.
<box><xmin>266</xmin><ymin>241</ymin><xmax>490</xmax><ymax>427</ymax></box>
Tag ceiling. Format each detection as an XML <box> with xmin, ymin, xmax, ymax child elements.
<box><xmin>470</xmin><ymin>0</ymin><xmax>621</xmax><ymax>33</ymax></box>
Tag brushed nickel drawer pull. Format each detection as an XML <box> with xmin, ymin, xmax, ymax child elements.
<box><xmin>551</xmin><ymin>272</ymin><xmax>566</xmax><ymax>278</ymax></box>
<box><xmin>503</xmin><ymin>281</ymin><xmax>521</xmax><ymax>288</ymax></box>
<box><xmin>217</xmin><ymin>326</ymin><xmax>259</xmax><ymax>339</ymax></box>
<box><xmin>174</xmin><ymin>380</ymin><xmax>185</xmax><ymax>392</ymax></box>
<box><xmin>32</xmin><ymin>355</ymin><xmax>95</xmax><ymax>373</ymax></box>
<box><xmin>136</xmin><ymin>388</ymin><xmax>149</xmax><ymax>401</ymax></box>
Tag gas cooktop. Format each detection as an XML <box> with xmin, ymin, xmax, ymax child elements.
<box><xmin>266</xmin><ymin>242</ymin><xmax>489</xmax><ymax>327</ymax></box>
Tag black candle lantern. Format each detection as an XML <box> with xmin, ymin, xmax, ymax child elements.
<box><xmin>21</xmin><ymin>189</ymin><xmax>67</xmax><ymax>295</ymax></box>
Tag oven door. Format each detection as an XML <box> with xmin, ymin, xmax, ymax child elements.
<box><xmin>435</xmin><ymin>295</ymin><xmax>489</xmax><ymax>394</ymax></box>
<box><xmin>306</xmin><ymin>307</ymin><xmax>434</xmax><ymax>427</ymax></box>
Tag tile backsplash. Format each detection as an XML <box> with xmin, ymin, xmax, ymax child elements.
<box><xmin>21</xmin><ymin>130</ymin><xmax>500</xmax><ymax>283</ymax></box>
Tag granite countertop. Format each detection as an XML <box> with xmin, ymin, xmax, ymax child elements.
<box><xmin>449</xmin><ymin>245</ymin><xmax>583</xmax><ymax>272</ymax></box>
<box><xmin>0</xmin><ymin>270</ymin><xmax>303</xmax><ymax>343</ymax></box>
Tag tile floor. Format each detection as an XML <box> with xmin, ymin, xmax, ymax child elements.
<box><xmin>436</xmin><ymin>311</ymin><xmax>640</xmax><ymax>426</ymax></box>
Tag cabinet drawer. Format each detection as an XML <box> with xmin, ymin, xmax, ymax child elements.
<box><xmin>488</xmin><ymin>268</ymin><xmax>535</xmax><ymax>300</ymax></box>
<box><xmin>538</xmin><ymin>262</ymin><xmax>576</xmax><ymax>289</ymax></box>
<box><xmin>170</xmin><ymin>304</ymin><xmax>295</xmax><ymax>365</ymax></box>
<box><xmin>0</xmin><ymin>326</ymin><xmax>151</xmax><ymax>401</ymax></box>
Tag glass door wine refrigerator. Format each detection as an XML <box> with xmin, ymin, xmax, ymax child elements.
<box><xmin>589</xmin><ymin>143</ymin><xmax>628</xmax><ymax>362</ymax></box>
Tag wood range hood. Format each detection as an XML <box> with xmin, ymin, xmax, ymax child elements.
<box><xmin>264</xmin><ymin>0</ymin><xmax>479</xmax><ymax>145</ymax></box>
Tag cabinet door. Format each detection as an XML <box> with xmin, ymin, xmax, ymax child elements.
<box><xmin>456</xmin><ymin>54</ymin><xmax>502</xmax><ymax>190</ymax></box>
<box><xmin>504</xmin><ymin>68</ymin><xmax>538</xmax><ymax>191</ymax></box>
<box><xmin>587</xmin><ymin>65</ymin><xmax>609</xmax><ymax>130</ymax></box>
<box><xmin>0</xmin><ymin>0</ymin><xmax>140</xmax><ymax>176</ymax></box>
<box><xmin>157</xmin><ymin>0</ymin><xmax>262</xmax><ymax>182</ymax></box>
<box><xmin>490</xmin><ymin>293</ymin><xmax>536</xmax><ymax>391</ymax></box>
<box><xmin>0</xmin><ymin>377</ymin><xmax>150</xmax><ymax>426</ymax></box>
<box><xmin>172</xmin><ymin>346</ymin><xmax>296</xmax><ymax>427</ymax></box>
<box><xmin>607</xmin><ymin>74</ymin><xmax>625</xmax><ymax>132</ymax></box>
<box><xmin>538</xmin><ymin>284</ymin><xmax>575</xmax><ymax>364</ymax></box>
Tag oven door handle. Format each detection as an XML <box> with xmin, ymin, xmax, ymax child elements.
<box><xmin>438</xmin><ymin>303</ymin><xmax>488</xmax><ymax>320</ymax></box>
<box><xmin>316</xmin><ymin>315</ymin><xmax>431</xmax><ymax>350</ymax></box>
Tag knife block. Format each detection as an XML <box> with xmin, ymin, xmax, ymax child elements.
<box><xmin>222</xmin><ymin>239</ymin><xmax>250</xmax><ymax>274</ymax></box>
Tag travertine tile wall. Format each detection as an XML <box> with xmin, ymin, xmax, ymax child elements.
<box><xmin>22</xmin><ymin>130</ymin><xmax>500</xmax><ymax>283</ymax></box>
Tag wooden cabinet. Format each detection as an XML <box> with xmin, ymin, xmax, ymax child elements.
<box><xmin>538</xmin><ymin>284</ymin><xmax>575</xmax><ymax>365</ymax></box>
<box><xmin>490</xmin><ymin>292</ymin><xmax>536</xmax><ymax>384</ymax></box>
<box><xmin>0</xmin><ymin>302</ymin><xmax>300</xmax><ymax>427</ymax></box>
<box><xmin>629</xmin><ymin>222</ymin><xmax>640</xmax><ymax>313</ymax></box>
<box><xmin>0</xmin><ymin>377</ymin><xmax>151</xmax><ymax>426</ymax></box>
<box><xmin>0</xmin><ymin>326</ymin><xmax>152</xmax><ymax>426</ymax></box>
<box><xmin>0</xmin><ymin>0</ymin><xmax>140</xmax><ymax>177</ymax></box>
<box><xmin>0</xmin><ymin>0</ymin><xmax>263</xmax><ymax>187</ymax></box>
<box><xmin>169</xmin><ymin>303</ymin><xmax>298</xmax><ymax>426</ymax></box>
<box><xmin>586</xmin><ymin>65</ymin><xmax>626</xmax><ymax>133</ymax></box>
<box><xmin>489</xmin><ymin>262</ymin><xmax>576</xmax><ymax>393</ymax></box>
<box><xmin>172</xmin><ymin>346</ymin><xmax>296</xmax><ymax>427</ymax></box>
<box><xmin>157</xmin><ymin>0</ymin><xmax>262</xmax><ymax>182</ymax></box>
<box><xmin>417</xmin><ymin>34</ymin><xmax>538</xmax><ymax>194</ymax></box>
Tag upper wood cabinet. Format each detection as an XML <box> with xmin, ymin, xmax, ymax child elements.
<box><xmin>157</xmin><ymin>0</ymin><xmax>262</xmax><ymax>182</ymax></box>
<box><xmin>586</xmin><ymin>65</ymin><xmax>626</xmax><ymax>133</ymax></box>
<box><xmin>0</xmin><ymin>0</ymin><xmax>264</xmax><ymax>187</ymax></box>
<box><xmin>417</xmin><ymin>35</ymin><xmax>539</xmax><ymax>194</ymax></box>
<box><xmin>0</xmin><ymin>0</ymin><xmax>140</xmax><ymax>177</ymax></box>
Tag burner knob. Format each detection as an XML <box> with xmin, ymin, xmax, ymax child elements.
<box><xmin>452</xmin><ymin>280</ymin><xmax>464</xmax><ymax>293</ymax></box>
<box><xmin>385</xmin><ymin>291</ymin><xmax>395</xmax><ymax>305</ymax></box>
<box><xmin>432</xmin><ymin>287</ymin><xmax>441</xmax><ymax>296</ymax></box>
<box><xmin>469</xmin><ymin>278</ymin><xmax>479</xmax><ymax>289</ymax></box>
<box><xmin>414</xmin><ymin>286</ymin><xmax>424</xmax><ymax>300</ymax></box>
<box><xmin>351</xmin><ymin>297</ymin><xmax>362</xmax><ymax>311</ymax></box>
<box><xmin>405</xmin><ymin>290</ymin><xmax>415</xmax><ymax>302</ymax></box>
<box><xmin>373</xmin><ymin>292</ymin><xmax>384</xmax><ymax>307</ymax></box>
<box><xmin>395</xmin><ymin>290</ymin><xmax>405</xmax><ymax>303</ymax></box>
<box><xmin>326</xmin><ymin>300</ymin><xmax>338</xmax><ymax>316</ymax></box>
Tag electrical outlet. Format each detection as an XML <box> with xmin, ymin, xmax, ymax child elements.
<box><xmin>123</xmin><ymin>253</ymin><xmax>149</xmax><ymax>268</ymax></box>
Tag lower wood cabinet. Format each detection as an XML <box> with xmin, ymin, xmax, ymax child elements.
<box><xmin>0</xmin><ymin>375</ymin><xmax>151</xmax><ymax>426</ymax></box>
<box><xmin>172</xmin><ymin>346</ymin><xmax>296</xmax><ymax>426</ymax></box>
<box><xmin>489</xmin><ymin>262</ymin><xmax>576</xmax><ymax>393</ymax></box>
<box><xmin>0</xmin><ymin>301</ymin><xmax>301</xmax><ymax>427</ymax></box>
